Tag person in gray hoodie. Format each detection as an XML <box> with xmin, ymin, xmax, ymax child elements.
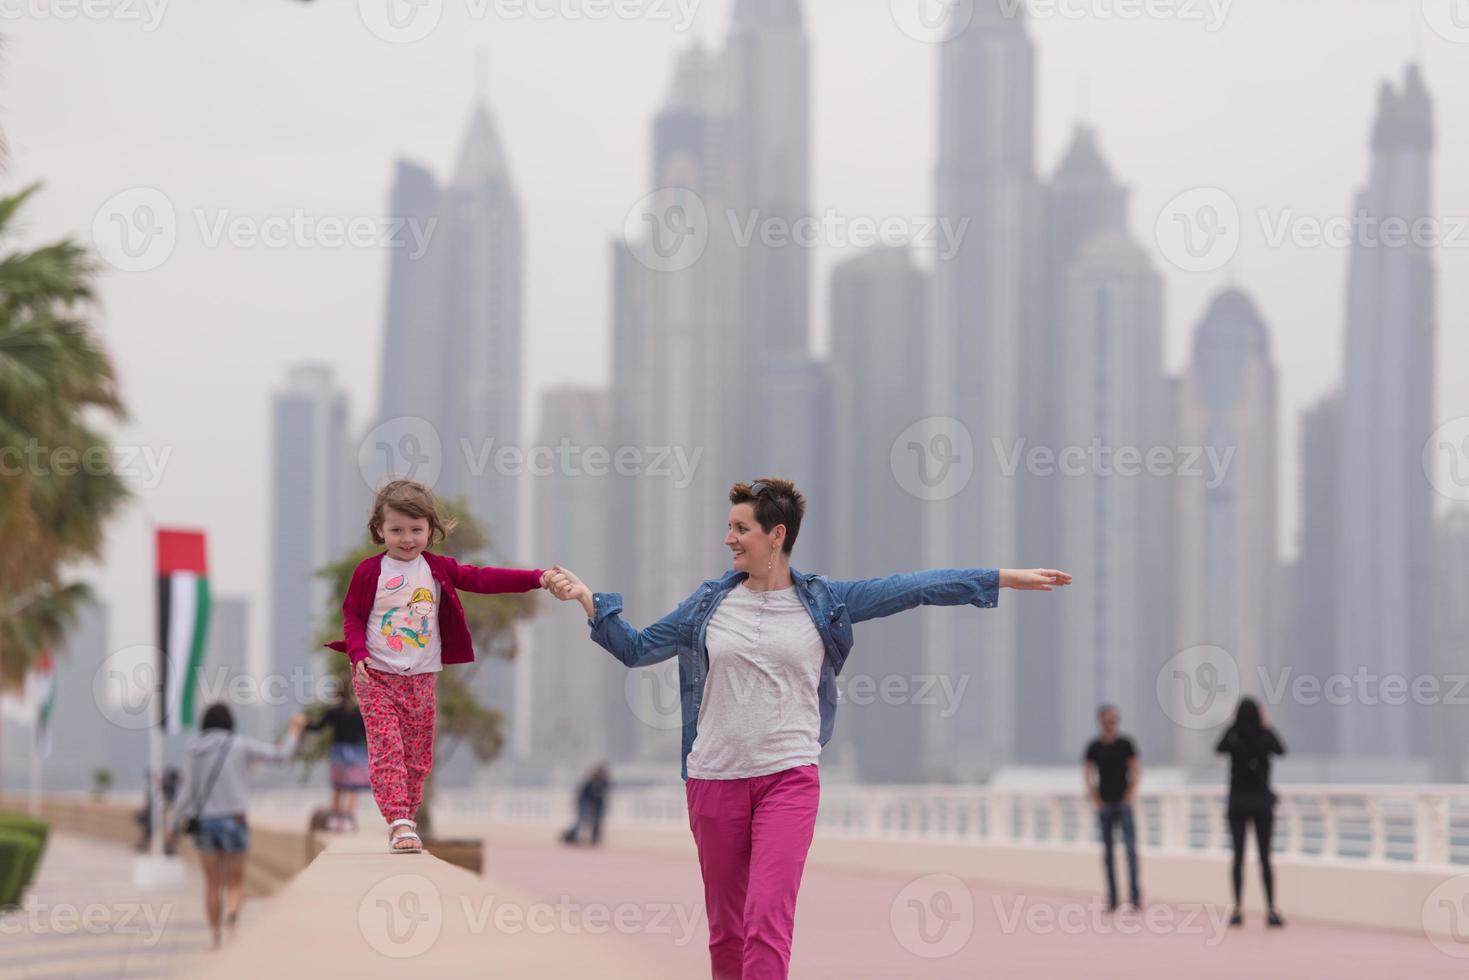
<box><xmin>169</xmin><ymin>702</ymin><xmax>304</xmax><ymax>948</ymax></box>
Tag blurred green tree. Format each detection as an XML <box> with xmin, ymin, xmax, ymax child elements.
<box><xmin>0</xmin><ymin>183</ymin><xmax>129</xmax><ymax>784</ymax></box>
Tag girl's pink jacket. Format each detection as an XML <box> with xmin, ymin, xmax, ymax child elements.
<box><xmin>325</xmin><ymin>551</ymin><xmax>544</xmax><ymax>665</ymax></box>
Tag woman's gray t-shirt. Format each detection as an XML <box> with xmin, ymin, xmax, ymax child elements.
<box><xmin>172</xmin><ymin>728</ymin><xmax>299</xmax><ymax>826</ymax></box>
<box><xmin>685</xmin><ymin>584</ymin><xmax>825</xmax><ymax>780</ymax></box>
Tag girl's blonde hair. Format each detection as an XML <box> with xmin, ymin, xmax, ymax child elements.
<box><xmin>368</xmin><ymin>479</ymin><xmax>458</xmax><ymax>547</ymax></box>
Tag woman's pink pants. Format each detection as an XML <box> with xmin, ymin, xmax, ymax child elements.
<box><xmin>685</xmin><ymin>764</ymin><xmax>820</xmax><ymax>980</ymax></box>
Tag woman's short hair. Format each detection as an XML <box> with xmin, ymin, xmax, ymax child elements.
<box><xmin>201</xmin><ymin>702</ymin><xmax>235</xmax><ymax>732</ymax></box>
<box><xmin>729</xmin><ymin>477</ymin><xmax>806</xmax><ymax>555</ymax></box>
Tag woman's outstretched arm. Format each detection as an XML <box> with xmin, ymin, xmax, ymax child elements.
<box><xmin>243</xmin><ymin>713</ymin><xmax>308</xmax><ymax>764</ymax></box>
<box><xmin>545</xmin><ymin>565</ymin><xmax>692</xmax><ymax>668</ymax></box>
<box><xmin>830</xmin><ymin>567</ymin><xmax>1070</xmax><ymax>624</ymax></box>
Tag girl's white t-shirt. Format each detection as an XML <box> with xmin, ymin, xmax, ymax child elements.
<box><xmin>363</xmin><ymin>555</ymin><xmax>443</xmax><ymax>675</ymax></box>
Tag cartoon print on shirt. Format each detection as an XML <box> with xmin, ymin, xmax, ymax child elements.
<box><xmin>405</xmin><ymin>587</ymin><xmax>436</xmax><ymax>639</ymax></box>
<box><xmin>378</xmin><ymin>586</ymin><xmax>436</xmax><ymax>652</ymax></box>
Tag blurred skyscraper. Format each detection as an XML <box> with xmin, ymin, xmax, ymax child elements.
<box><xmin>757</xmin><ymin>352</ymin><xmax>831</xmax><ymax>574</ymax></box>
<box><xmin>524</xmin><ymin>388</ymin><xmax>625</xmax><ymax>775</ymax></box>
<box><xmin>606</xmin><ymin>239</ymin><xmax>646</xmax><ymax>759</ymax></box>
<box><xmin>721</xmin><ymin>0</ymin><xmax>812</xmax><ymax>483</ymax></box>
<box><xmin>616</xmin><ymin>43</ymin><xmax>735</xmax><ymax>767</ymax></box>
<box><xmin>924</xmin><ymin>1</ymin><xmax>1042</xmax><ymax>778</ymax></box>
<box><xmin>1016</xmin><ymin>125</ymin><xmax>1132</xmax><ymax>764</ymax></box>
<box><xmin>34</xmin><ymin>602</ymin><xmax>109</xmax><ymax>792</ymax></box>
<box><xmin>270</xmin><ymin>363</ymin><xmax>354</xmax><ymax>729</ymax></box>
<box><xmin>203</xmin><ymin>597</ymin><xmax>267</xmax><ymax>742</ymax></box>
<box><xmin>374</xmin><ymin>92</ymin><xmax>528</xmax><ymax>782</ymax></box>
<box><xmin>376</xmin><ymin>94</ymin><xmax>523</xmax><ymax>562</ymax></box>
<box><xmin>1335</xmin><ymin>65</ymin><xmax>1436</xmax><ymax>760</ymax></box>
<box><xmin>1171</xmin><ymin>290</ymin><xmax>1278</xmax><ymax>765</ymax></box>
<box><xmin>829</xmin><ymin>246</ymin><xmax>929</xmax><ymax>781</ymax></box>
<box><xmin>378</xmin><ymin>160</ymin><xmax>443</xmax><ymax>429</ymax></box>
<box><xmin>1286</xmin><ymin>393</ymin><xmax>1341</xmax><ymax>757</ymax></box>
<box><xmin>608</xmin><ymin>1</ymin><xmax>821</xmax><ymax>772</ymax></box>
<box><xmin>1052</xmin><ymin>229</ymin><xmax>1169</xmax><ymax>762</ymax></box>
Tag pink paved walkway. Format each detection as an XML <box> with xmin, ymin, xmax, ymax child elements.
<box><xmin>483</xmin><ymin>830</ymin><xmax>1465</xmax><ymax>979</ymax></box>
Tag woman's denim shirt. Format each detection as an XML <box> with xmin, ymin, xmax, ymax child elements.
<box><xmin>586</xmin><ymin>567</ymin><xmax>999</xmax><ymax>779</ymax></box>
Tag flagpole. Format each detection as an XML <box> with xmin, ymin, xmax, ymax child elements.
<box><xmin>149</xmin><ymin>692</ymin><xmax>163</xmax><ymax>857</ymax></box>
<box><xmin>151</xmin><ymin>520</ymin><xmax>164</xmax><ymax>859</ymax></box>
<box><xmin>27</xmin><ymin>706</ymin><xmax>40</xmax><ymax>819</ymax></box>
<box><xmin>150</xmin><ymin>525</ymin><xmax>209</xmax><ymax>862</ymax></box>
<box><xmin>134</xmin><ymin>519</ymin><xmax>198</xmax><ymax>890</ymax></box>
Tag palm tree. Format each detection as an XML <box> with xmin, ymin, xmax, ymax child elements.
<box><xmin>0</xmin><ymin>183</ymin><xmax>129</xmax><ymax>691</ymax></box>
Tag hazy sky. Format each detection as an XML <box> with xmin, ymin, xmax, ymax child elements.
<box><xmin>2</xmin><ymin>0</ymin><xmax>1465</xmax><ymax>680</ymax></box>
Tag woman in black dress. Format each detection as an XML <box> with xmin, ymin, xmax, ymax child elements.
<box><xmin>1216</xmin><ymin>696</ymin><xmax>1286</xmax><ymax>927</ymax></box>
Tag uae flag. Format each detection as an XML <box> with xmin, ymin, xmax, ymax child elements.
<box><xmin>157</xmin><ymin>529</ymin><xmax>211</xmax><ymax>734</ymax></box>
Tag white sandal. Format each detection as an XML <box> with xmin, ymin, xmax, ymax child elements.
<box><xmin>388</xmin><ymin>818</ymin><xmax>423</xmax><ymax>854</ymax></box>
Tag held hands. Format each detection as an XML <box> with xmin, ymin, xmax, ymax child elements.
<box><xmin>543</xmin><ymin>565</ymin><xmax>595</xmax><ymax>617</ymax></box>
<box><xmin>999</xmin><ymin>568</ymin><xmax>1072</xmax><ymax>591</ymax></box>
<box><xmin>544</xmin><ymin>565</ymin><xmax>588</xmax><ymax>602</ymax></box>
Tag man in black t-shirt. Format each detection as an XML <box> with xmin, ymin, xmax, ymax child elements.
<box><xmin>1083</xmin><ymin>704</ymin><xmax>1141</xmax><ymax>911</ymax></box>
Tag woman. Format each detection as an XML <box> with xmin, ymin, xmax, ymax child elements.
<box><xmin>169</xmin><ymin>702</ymin><xmax>305</xmax><ymax>948</ymax></box>
<box><xmin>546</xmin><ymin>477</ymin><xmax>1070</xmax><ymax>979</ymax></box>
<box><xmin>304</xmin><ymin>685</ymin><xmax>370</xmax><ymax>831</ymax></box>
<box><xmin>1215</xmin><ymin>696</ymin><xmax>1287</xmax><ymax>928</ymax></box>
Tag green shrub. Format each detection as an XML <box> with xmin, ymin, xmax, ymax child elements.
<box><xmin>0</xmin><ymin>814</ymin><xmax>50</xmax><ymax>907</ymax></box>
<box><xmin>0</xmin><ymin>832</ymin><xmax>39</xmax><ymax>909</ymax></box>
<box><xmin>0</xmin><ymin>813</ymin><xmax>50</xmax><ymax>854</ymax></box>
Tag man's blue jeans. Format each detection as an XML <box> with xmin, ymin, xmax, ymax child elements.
<box><xmin>1098</xmin><ymin>801</ymin><xmax>1140</xmax><ymax>907</ymax></box>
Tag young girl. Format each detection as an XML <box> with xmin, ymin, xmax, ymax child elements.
<box><xmin>326</xmin><ymin>479</ymin><xmax>553</xmax><ymax>852</ymax></box>
<box><xmin>302</xmin><ymin>684</ymin><xmax>369</xmax><ymax>832</ymax></box>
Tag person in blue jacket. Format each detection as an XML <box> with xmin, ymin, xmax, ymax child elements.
<box><xmin>544</xmin><ymin>476</ymin><xmax>1071</xmax><ymax>980</ymax></box>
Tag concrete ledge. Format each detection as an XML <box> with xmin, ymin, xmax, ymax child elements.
<box><xmin>199</xmin><ymin>834</ymin><xmax>687</xmax><ymax>979</ymax></box>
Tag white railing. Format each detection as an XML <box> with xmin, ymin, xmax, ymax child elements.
<box><xmin>420</xmin><ymin>784</ymin><xmax>1469</xmax><ymax>870</ymax></box>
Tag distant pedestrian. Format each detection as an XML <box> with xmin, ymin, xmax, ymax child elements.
<box><xmin>136</xmin><ymin>766</ymin><xmax>182</xmax><ymax>854</ymax></box>
<box><xmin>1216</xmin><ymin>696</ymin><xmax>1286</xmax><ymax>928</ymax></box>
<box><xmin>562</xmin><ymin>764</ymin><xmax>610</xmax><ymax>846</ymax></box>
<box><xmin>304</xmin><ymin>685</ymin><xmax>370</xmax><ymax>832</ymax></box>
<box><xmin>168</xmin><ymin>703</ymin><xmax>305</xmax><ymax>949</ymax></box>
<box><xmin>1083</xmin><ymin>704</ymin><xmax>1141</xmax><ymax>911</ymax></box>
